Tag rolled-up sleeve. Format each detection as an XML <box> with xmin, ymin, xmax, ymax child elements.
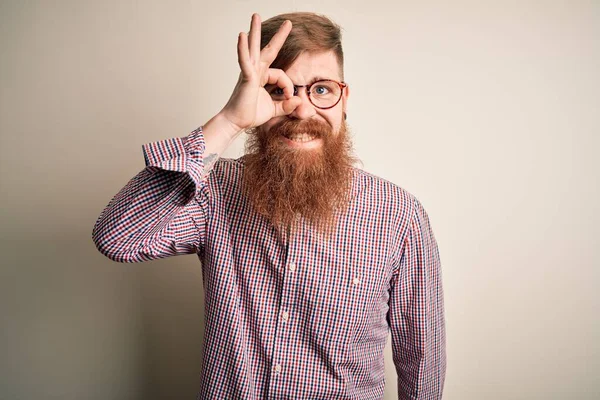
<box><xmin>92</xmin><ymin>127</ymin><xmax>211</xmax><ymax>263</ymax></box>
<box><xmin>388</xmin><ymin>197</ymin><xmax>446</xmax><ymax>399</ymax></box>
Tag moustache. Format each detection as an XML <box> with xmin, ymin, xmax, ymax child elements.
<box><xmin>266</xmin><ymin>118</ymin><xmax>333</xmax><ymax>140</ymax></box>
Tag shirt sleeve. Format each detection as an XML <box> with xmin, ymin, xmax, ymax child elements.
<box><xmin>92</xmin><ymin>127</ymin><xmax>211</xmax><ymax>263</ymax></box>
<box><xmin>388</xmin><ymin>196</ymin><xmax>446</xmax><ymax>399</ymax></box>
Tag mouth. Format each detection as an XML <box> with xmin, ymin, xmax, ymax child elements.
<box><xmin>280</xmin><ymin>132</ymin><xmax>322</xmax><ymax>149</ymax></box>
<box><xmin>282</xmin><ymin>132</ymin><xmax>318</xmax><ymax>143</ymax></box>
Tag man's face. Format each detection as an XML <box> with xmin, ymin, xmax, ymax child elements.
<box><xmin>243</xmin><ymin>50</ymin><xmax>355</xmax><ymax>231</ymax></box>
<box><xmin>260</xmin><ymin>50</ymin><xmax>350</xmax><ymax>149</ymax></box>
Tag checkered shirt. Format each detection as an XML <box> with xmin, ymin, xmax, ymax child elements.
<box><xmin>92</xmin><ymin>127</ymin><xmax>446</xmax><ymax>399</ymax></box>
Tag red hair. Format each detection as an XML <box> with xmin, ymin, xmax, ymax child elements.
<box><xmin>261</xmin><ymin>12</ymin><xmax>345</xmax><ymax>79</ymax></box>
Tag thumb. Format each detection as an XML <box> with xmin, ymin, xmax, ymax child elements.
<box><xmin>273</xmin><ymin>97</ymin><xmax>301</xmax><ymax>118</ymax></box>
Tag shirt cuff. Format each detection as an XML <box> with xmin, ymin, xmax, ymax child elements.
<box><xmin>141</xmin><ymin>126</ymin><xmax>206</xmax><ymax>174</ymax></box>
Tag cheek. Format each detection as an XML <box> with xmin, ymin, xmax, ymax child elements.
<box><xmin>262</xmin><ymin>118</ymin><xmax>283</xmax><ymax>134</ymax></box>
<box><xmin>324</xmin><ymin>113</ymin><xmax>343</xmax><ymax>135</ymax></box>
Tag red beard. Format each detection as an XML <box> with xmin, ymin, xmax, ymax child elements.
<box><xmin>242</xmin><ymin>118</ymin><xmax>357</xmax><ymax>232</ymax></box>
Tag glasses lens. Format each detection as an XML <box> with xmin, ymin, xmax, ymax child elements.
<box><xmin>309</xmin><ymin>80</ymin><xmax>342</xmax><ymax>108</ymax></box>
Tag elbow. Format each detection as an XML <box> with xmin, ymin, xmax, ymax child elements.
<box><xmin>92</xmin><ymin>229</ymin><xmax>143</xmax><ymax>264</ymax></box>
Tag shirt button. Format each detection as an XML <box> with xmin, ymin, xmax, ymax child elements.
<box><xmin>273</xmin><ymin>364</ymin><xmax>282</xmax><ymax>374</ymax></box>
<box><xmin>352</xmin><ymin>277</ymin><xmax>361</xmax><ymax>285</ymax></box>
<box><xmin>281</xmin><ymin>311</ymin><xmax>289</xmax><ymax>322</ymax></box>
<box><xmin>288</xmin><ymin>263</ymin><xmax>296</xmax><ymax>272</ymax></box>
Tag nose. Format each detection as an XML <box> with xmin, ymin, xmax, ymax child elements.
<box><xmin>288</xmin><ymin>87</ymin><xmax>316</xmax><ymax>120</ymax></box>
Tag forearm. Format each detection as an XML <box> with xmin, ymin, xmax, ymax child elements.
<box><xmin>201</xmin><ymin>112</ymin><xmax>245</xmax><ymax>166</ymax></box>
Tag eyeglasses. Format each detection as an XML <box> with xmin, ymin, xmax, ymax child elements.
<box><xmin>266</xmin><ymin>79</ymin><xmax>348</xmax><ymax>110</ymax></box>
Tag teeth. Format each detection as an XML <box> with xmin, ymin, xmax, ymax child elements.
<box><xmin>287</xmin><ymin>133</ymin><xmax>315</xmax><ymax>143</ymax></box>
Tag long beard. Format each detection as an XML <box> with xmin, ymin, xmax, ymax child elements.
<box><xmin>242</xmin><ymin>118</ymin><xmax>357</xmax><ymax>232</ymax></box>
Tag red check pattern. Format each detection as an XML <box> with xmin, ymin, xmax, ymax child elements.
<box><xmin>92</xmin><ymin>127</ymin><xmax>446</xmax><ymax>399</ymax></box>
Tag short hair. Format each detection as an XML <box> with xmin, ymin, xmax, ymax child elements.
<box><xmin>261</xmin><ymin>12</ymin><xmax>345</xmax><ymax>80</ymax></box>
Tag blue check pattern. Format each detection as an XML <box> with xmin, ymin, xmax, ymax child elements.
<box><xmin>92</xmin><ymin>127</ymin><xmax>446</xmax><ymax>399</ymax></box>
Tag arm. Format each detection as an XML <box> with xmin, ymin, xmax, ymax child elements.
<box><xmin>388</xmin><ymin>197</ymin><xmax>446</xmax><ymax>399</ymax></box>
<box><xmin>92</xmin><ymin>118</ymin><xmax>238</xmax><ymax>263</ymax></box>
<box><xmin>92</xmin><ymin>12</ymin><xmax>300</xmax><ymax>262</ymax></box>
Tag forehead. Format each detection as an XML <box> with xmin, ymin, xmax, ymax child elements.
<box><xmin>284</xmin><ymin>51</ymin><xmax>341</xmax><ymax>83</ymax></box>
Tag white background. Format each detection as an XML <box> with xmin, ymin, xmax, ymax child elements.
<box><xmin>1</xmin><ymin>0</ymin><xmax>598</xmax><ymax>399</ymax></box>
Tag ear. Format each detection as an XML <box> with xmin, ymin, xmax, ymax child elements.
<box><xmin>341</xmin><ymin>83</ymin><xmax>350</xmax><ymax>114</ymax></box>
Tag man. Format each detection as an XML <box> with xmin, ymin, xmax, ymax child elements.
<box><xmin>93</xmin><ymin>12</ymin><xmax>446</xmax><ymax>399</ymax></box>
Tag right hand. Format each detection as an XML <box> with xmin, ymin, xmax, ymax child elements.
<box><xmin>219</xmin><ymin>13</ymin><xmax>302</xmax><ymax>135</ymax></box>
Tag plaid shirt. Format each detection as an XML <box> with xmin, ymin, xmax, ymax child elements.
<box><xmin>92</xmin><ymin>127</ymin><xmax>446</xmax><ymax>399</ymax></box>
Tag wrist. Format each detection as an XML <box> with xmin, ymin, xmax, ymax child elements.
<box><xmin>212</xmin><ymin>111</ymin><xmax>246</xmax><ymax>140</ymax></box>
<box><xmin>201</xmin><ymin>113</ymin><xmax>244</xmax><ymax>157</ymax></box>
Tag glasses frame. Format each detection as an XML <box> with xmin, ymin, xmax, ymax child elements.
<box><xmin>271</xmin><ymin>79</ymin><xmax>348</xmax><ymax>110</ymax></box>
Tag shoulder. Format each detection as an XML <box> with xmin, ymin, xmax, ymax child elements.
<box><xmin>208</xmin><ymin>156</ymin><xmax>244</xmax><ymax>180</ymax></box>
<box><xmin>352</xmin><ymin>167</ymin><xmax>420</xmax><ymax>214</ymax></box>
<box><xmin>351</xmin><ymin>167</ymin><xmax>437</xmax><ymax>235</ymax></box>
<box><xmin>196</xmin><ymin>156</ymin><xmax>245</xmax><ymax>200</ymax></box>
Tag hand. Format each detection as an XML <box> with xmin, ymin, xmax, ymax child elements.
<box><xmin>219</xmin><ymin>13</ymin><xmax>302</xmax><ymax>136</ymax></box>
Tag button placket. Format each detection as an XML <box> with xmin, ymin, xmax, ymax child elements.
<box><xmin>267</xmin><ymin>226</ymin><xmax>300</xmax><ymax>397</ymax></box>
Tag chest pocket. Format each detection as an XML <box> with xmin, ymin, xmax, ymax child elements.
<box><xmin>304</xmin><ymin>261</ymin><xmax>370</xmax><ymax>364</ymax></box>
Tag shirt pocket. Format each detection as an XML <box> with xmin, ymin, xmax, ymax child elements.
<box><xmin>307</xmin><ymin>267</ymin><xmax>368</xmax><ymax>364</ymax></box>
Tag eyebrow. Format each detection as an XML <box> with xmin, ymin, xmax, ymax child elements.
<box><xmin>304</xmin><ymin>76</ymin><xmax>330</xmax><ymax>86</ymax></box>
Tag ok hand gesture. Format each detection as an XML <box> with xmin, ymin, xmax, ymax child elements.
<box><xmin>220</xmin><ymin>14</ymin><xmax>302</xmax><ymax>134</ymax></box>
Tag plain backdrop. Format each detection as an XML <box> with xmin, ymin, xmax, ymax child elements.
<box><xmin>1</xmin><ymin>1</ymin><xmax>599</xmax><ymax>399</ymax></box>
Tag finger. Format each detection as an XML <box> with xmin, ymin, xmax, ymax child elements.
<box><xmin>265</xmin><ymin>68</ymin><xmax>294</xmax><ymax>99</ymax></box>
<box><xmin>237</xmin><ymin>32</ymin><xmax>252</xmax><ymax>77</ymax></box>
<box><xmin>249</xmin><ymin>13</ymin><xmax>261</xmax><ymax>62</ymax></box>
<box><xmin>261</xmin><ymin>20</ymin><xmax>292</xmax><ymax>64</ymax></box>
<box><xmin>273</xmin><ymin>97</ymin><xmax>302</xmax><ymax>118</ymax></box>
